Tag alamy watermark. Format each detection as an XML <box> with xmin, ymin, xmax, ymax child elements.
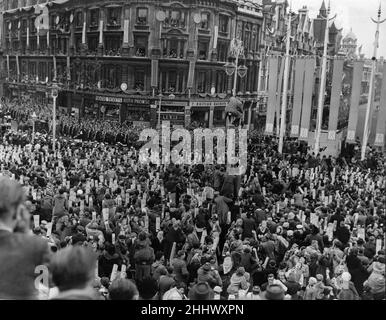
<box><xmin>138</xmin><ymin>123</ymin><xmax>248</xmax><ymax>175</ymax></box>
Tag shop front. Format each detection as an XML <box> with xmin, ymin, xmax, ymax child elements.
<box><xmin>95</xmin><ymin>95</ymin><xmax>123</xmax><ymax>122</ymax></box>
<box><xmin>189</xmin><ymin>100</ymin><xmax>228</xmax><ymax>128</ymax></box>
<box><xmin>122</xmin><ymin>96</ymin><xmax>151</xmax><ymax>127</ymax></box>
<box><xmin>151</xmin><ymin>99</ymin><xmax>188</xmax><ymax>128</ymax></box>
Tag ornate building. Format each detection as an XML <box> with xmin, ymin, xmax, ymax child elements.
<box><xmin>338</xmin><ymin>29</ymin><xmax>358</xmax><ymax>60</ymax></box>
<box><xmin>1</xmin><ymin>0</ymin><xmax>264</xmax><ymax>128</ymax></box>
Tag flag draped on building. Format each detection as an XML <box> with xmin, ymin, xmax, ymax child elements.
<box><xmin>265</xmin><ymin>56</ymin><xmax>279</xmax><ymax>135</ymax></box>
<box><xmin>276</xmin><ymin>56</ymin><xmax>285</xmax><ymax>136</ymax></box>
<box><xmin>291</xmin><ymin>57</ymin><xmax>306</xmax><ymax>137</ymax></box>
<box><xmin>346</xmin><ymin>60</ymin><xmax>364</xmax><ymax>143</ymax></box>
<box><xmin>299</xmin><ymin>57</ymin><xmax>315</xmax><ymax>141</ymax></box>
<box><xmin>328</xmin><ymin>58</ymin><xmax>344</xmax><ymax>140</ymax></box>
<box><xmin>374</xmin><ymin>62</ymin><xmax>386</xmax><ymax>147</ymax></box>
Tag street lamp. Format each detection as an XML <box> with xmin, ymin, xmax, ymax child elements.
<box><xmin>31</xmin><ymin>111</ymin><xmax>37</xmax><ymax>143</ymax></box>
<box><xmin>224</xmin><ymin>38</ymin><xmax>248</xmax><ymax>96</ymax></box>
<box><xmin>51</xmin><ymin>81</ymin><xmax>59</xmax><ymax>152</ymax></box>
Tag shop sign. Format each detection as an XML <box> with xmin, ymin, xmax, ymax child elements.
<box><xmin>190</xmin><ymin>101</ymin><xmax>227</xmax><ymax>107</ymax></box>
<box><xmin>125</xmin><ymin>98</ymin><xmax>149</xmax><ymax>105</ymax></box>
<box><xmin>96</xmin><ymin>96</ymin><xmax>122</xmax><ymax>103</ymax></box>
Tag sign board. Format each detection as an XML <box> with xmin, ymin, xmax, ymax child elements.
<box><xmin>96</xmin><ymin>96</ymin><xmax>123</xmax><ymax>103</ymax></box>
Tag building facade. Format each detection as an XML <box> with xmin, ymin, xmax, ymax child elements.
<box><xmin>1</xmin><ymin>0</ymin><xmax>266</xmax><ymax>128</ymax></box>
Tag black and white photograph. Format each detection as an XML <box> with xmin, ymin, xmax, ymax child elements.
<box><xmin>0</xmin><ymin>0</ymin><xmax>385</xmax><ymax>310</ymax></box>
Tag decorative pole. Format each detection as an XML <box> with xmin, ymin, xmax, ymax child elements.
<box><xmin>278</xmin><ymin>4</ymin><xmax>292</xmax><ymax>154</ymax></box>
<box><xmin>314</xmin><ymin>1</ymin><xmax>331</xmax><ymax>155</ymax></box>
<box><xmin>361</xmin><ymin>3</ymin><xmax>385</xmax><ymax>161</ymax></box>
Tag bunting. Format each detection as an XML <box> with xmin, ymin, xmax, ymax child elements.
<box><xmin>276</xmin><ymin>56</ymin><xmax>285</xmax><ymax>136</ymax></box>
<box><xmin>374</xmin><ymin>62</ymin><xmax>386</xmax><ymax>147</ymax></box>
<box><xmin>346</xmin><ymin>60</ymin><xmax>364</xmax><ymax>144</ymax></box>
<box><xmin>299</xmin><ymin>57</ymin><xmax>315</xmax><ymax>141</ymax></box>
<box><xmin>328</xmin><ymin>58</ymin><xmax>344</xmax><ymax>140</ymax></box>
<box><xmin>265</xmin><ymin>56</ymin><xmax>279</xmax><ymax>135</ymax></box>
<box><xmin>291</xmin><ymin>57</ymin><xmax>306</xmax><ymax>137</ymax></box>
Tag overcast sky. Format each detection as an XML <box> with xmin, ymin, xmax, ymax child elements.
<box><xmin>291</xmin><ymin>0</ymin><xmax>386</xmax><ymax>58</ymax></box>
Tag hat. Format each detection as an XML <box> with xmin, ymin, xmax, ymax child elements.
<box><xmin>341</xmin><ymin>272</ymin><xmax>351</xmax><ymax>282</ymax></box>
<box><xmin>77</xmin><ymin>189</ymin><xmax>83</xmax><ymax>196</ymax></box>
<box><xmin>372</xmin><ymin>261</ymin><xmax>385</xmax><ymax>274</ymax></box>
<box><xmin>263</xmin><ymin>284</ymin><xmax>285</xmax><ymax>300</ymax></box>
<box><xmin>283</xmin><ymin>222</ymin><xmax>290</xmax><ymax>229</ymax></box>
<box><xmin>296</xmin><ymin>224</ymin><xmax>303</xmax><ymax>229</ymax></box>
<box><xmin>213</xmin><ymin>286</ymin><xmax>222</xmax><ymax>294</ymax></box>
<box><xmin>188</xmin><ymin>282</ymin><xmax>212</xmax><ymax>300</ymax></box>
<box><xmin>163</xmin><ymin>287</ymin><xmax>183</xmax><ymax>300</ymax></box>
<box><xmin>288</xmin><ymin>212</ymin><xmax>295</xmax><ymax>220</ymax></box>
<box><xmin>308</xmin><ymin>277</ymin><xmax>317</xmax><ymax>285</ymax></box>
<box><xmin>287</xmin><ymin>230</ymin><xmax>294</xmax><ymax>237</ymax></box>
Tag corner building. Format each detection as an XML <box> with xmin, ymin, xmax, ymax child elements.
<box><xmin>1</xmin><ymin>0</ymin><xmax>264</xmax><ymax>128</ymax></box>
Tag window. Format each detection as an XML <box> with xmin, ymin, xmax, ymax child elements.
<box><xmin>30</xmin><ymin>38</ymin><xmax>37</xmax><ymax>52</ymax></box>
<box><xmin>38</xmin><ymin>62</ymin><xmax>47</xmax><ymax>81</ymax></box>
<box><xmin>164</xmin><ymin>9</ymin><xmax>185</xmax><ymax>29</ymax></box>
<box><xmin>162</xmin><ymin>39</ymin><xmax>185</xmax><ymax>58</ymax></box>
<box><xmin>90</xmin><ymin>9</ymin><xmax>99</xmax><ymax>28</ymax></box>
<box><xmin>75</xmin><ymin>36</ymin><xmax>82</xmax><ymax>54</ymax></box>
<box><xmin>30</xmin><ymin>17</ymin><xmax>36</xmax><ymax>32</ymax></box>
<box><xmin>198</xmin><ymin>41</ymin><xmax>208</xmax><ymax>60</ymax></box>
<box><xmin>200</xmin><ymin>13</ymin><xmax>210</xmax><ymax>30</ymax></box>
<box><xmin>134</xmin><ymin>69</ymin><xmax>145</xmax><ymax>91</ymax></box>
<box><xmin>21</xmin><ymin>19</ymin><xmax>27</xmax><ymax>33</ymax></box>
<box><xmin>88</xmin><ymin>36</ymin><xmax>98</xmax><ymax>54</ymax></box>
<box><xmin>107</xmin><ymin>7</ymin><xmax>121</xmax><ymax>26</ymax></box>
<box><xmin>103</xmin><ymin>64</ymin><xmax>122</xmax><ymax>89</ymax></box>
<box><xmin>219</xmin><ymin>15</ymin><xmax>229</xmax><ymax>34</ymax></box>
<box><xmin>197</xmin><ymin>71</ymin><xmax>207</xmax><ymax>93</ymax></box>
<box><xmin>75</xmin><ymin>11</ymin><xmax>83</xmax><ymax>28</ymax></box>
<box><xmin>216</xmin><ymin>71</ymin><xmax>227</xmax><ymax>93</ymax></box>
<box><xmin>134</xmin><ymin>35</ymin><xmax>148</xmax><ymax>57</ymax></box>
<box><xmin>105</xmin><ymin>35</ymin><xmax>122</xmax><ymax>56</ymax></box>
<box><xmin>217</xmin><ymin>41</ymin><xmax>228</xmax><ymax>62</ymax></box>
<box><xmin>137</xmin><ymin>8</ymin><xmax>148</xmax><ymax>25</ymax></box>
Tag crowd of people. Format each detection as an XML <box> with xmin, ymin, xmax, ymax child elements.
<box><xmin>0</xmin><ymin>100</ymin><xmax>385</xmax><ymax>301</ymax></box>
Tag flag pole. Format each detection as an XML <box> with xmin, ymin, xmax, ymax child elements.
<box><xmin>278</xmin><ymin>4</ymin><xmax>292</xmax><ymax>154</ymax></box>
<box><xmin>314</xmin><ymin>1</ymin><xmax>331</xmax><ymax>155</ymax></box>
<box><xmin>361</xmin><ymin>3</ymin><xmax>385</xmax><ymax>161</ymax></box>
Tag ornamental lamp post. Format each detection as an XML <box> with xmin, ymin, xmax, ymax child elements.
<box><xmin>224</xmin><ymin>38</ymin><xmax>248</xmax><ymax>97</ymax></box>
<box><xmin>31</xmin><ymin>111</ymin><xmax>37</xmax><ymax>143</ymax></box>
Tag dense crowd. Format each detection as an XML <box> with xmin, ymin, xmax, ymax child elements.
<box><xmin>0</xmin><ymin>104</ymin><xmax>385</xmax><ymax>301</ymax></box>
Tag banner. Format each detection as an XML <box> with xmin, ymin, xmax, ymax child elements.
<box><xmin>187</xmin><ymin>61</ymin><xmax>195</xmax><ymax>89</ymax></box>
<box><xmin>291</xmin><ymin>57</ymin><xmax>306</xmax><ymax>137</ymax></box>
<box><xmin>276</xmin><ymin>56</ymin><xmax>285</xmax><ymax>136</ymax></box>
<box><xmin>328</xmin><ymin>58</ymin><xmax>344</xmax><ymax>140</ymax></box>
<box><xmin>346</xmin><ymin>60</ymin><xmax>364</xmax><ymax>143</ymax></box>
<box><xmin>374</xmin><ymin>62</ymin><xmax>386</xmax><ymax>147</ymax></box>
<box><xmin>299</xmin><ymin>57</ymin><xmax>315</xmax><ymax>140</ymax></box>
<box><xmin>265</xmin><ymin>56</ymin><xmax>279</xmax><ymax>135</ymax></box>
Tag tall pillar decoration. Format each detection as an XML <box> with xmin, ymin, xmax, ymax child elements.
<box><xmin>26</xmin><ymin>26</ymin><xmax>30</xmax><ymax>54</ymax></box>
<box><xmin>97</xmin><ymin>20</ymin><xmax>104</xmax><ymax>56</ymax></box>
<box><xmin>122</xmin><ymin>19</ymin><xmax>130</xmax><ymax>57</ymax></box>
<box><xmin>80</xmin><ymin>12</ymin><xmax>88</xmax><ymax>56</ymax></box>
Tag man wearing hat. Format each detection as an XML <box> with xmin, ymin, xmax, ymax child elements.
<box><xmin>0</xmin><ymin>176</ymin><xmax>52</xmax><ymax>299</ymax></box>
<box><xmin>188</xmin><ymin>282</ymin><xmax>213</xmax><ymax>300</ymax></box>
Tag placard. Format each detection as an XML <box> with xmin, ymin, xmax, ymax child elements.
<box><xmin>33</xmin><ymin>215</ymin><xmax>40</xmax><ymax>228</ymax></box>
